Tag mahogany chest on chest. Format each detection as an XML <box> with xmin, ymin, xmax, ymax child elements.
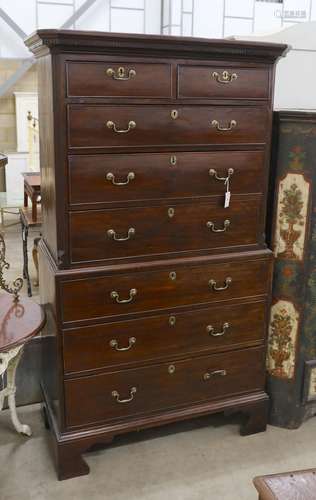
<box><xmin>25</xmin><ymin>30</ymin><xmax>287</xmax><ymax>480</ymax></box>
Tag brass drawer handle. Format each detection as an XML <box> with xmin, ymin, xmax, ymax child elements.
<box><xmin>110</xmin><ymin>288</ymin><xmax>137</xmax><ymax>304</ymax></box>
<box><xmin>106</xmin><ymin>67</ymin><xmax>136</xmax><ymax>80</ymax></box>
<box><xmin>110</xmin><ymin>337</ymin><xmax>136</xmax><ymax>351</ymax></box>
<box><xmin>203</xmin><ymin>370</ymin><xmax>227</xmax><ymax>381</ymax></box>
<box><xmin>206</xmin><ymin>220</ymin><xmax>230</xmax><ymax>233</ymax></box>
<box><xmin>107</xmin><ymin>227</ymin><xmax>135</xmax><ymax>241</ymax></box>
<box><xmin>206</xmin><ymin>322</ymin><xmax>230</xmax><ymax>337</ymax></box>
<box><xmin>212</xmin><ymin>70</ymin><xmax>237</xmax><ymax>84</ymax></box>
<box><xmin>209</xmin><ymin>168</ymin><xmax>234</xmax><ymax>182</ymax></box>
<box><xmin>106</xmin><ymin>172</ymin><xmax>135</xmax><ymax>186</ymax></box>
<box><xmin>112</xmin><ymin>387</ymin><xmax>137</xmax><ymax>403</ymax></box>
<box><xmin>209</xmin><ymin>277</ymin><xmax>232</xmax><ymax>291</ymax></box>
<box><xmin>211</xmin><ymin>119</ymin><xmax>237</xmax><ymax>132</ymax></box>
<box><xmin>106</xmin><ymin>120</ymin><xmax>136</xmax><ymax>133</ymax></box>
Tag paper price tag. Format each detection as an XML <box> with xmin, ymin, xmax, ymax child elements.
<box><xmin>224</xmin><ymin>191</ymin><xmax>231</xmax><ymax>208</ymax></box>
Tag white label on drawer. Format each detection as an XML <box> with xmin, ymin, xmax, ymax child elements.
<box><xmin>224</xmin><ymin>191</ymin><xmax>231</xmax><ymax>208</ymax></box>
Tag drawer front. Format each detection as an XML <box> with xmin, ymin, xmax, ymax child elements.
<box><xmin>69</xmin><ymin>196</ymin><xmax>261</xmax><ymax>265</ymax></box>
<box><xmin>61</xmin><ymin>257</ymin><xmax>271</xmax><ymax>323</ymax></box>
<box><xmin>63</xmin><ymin>301</ymin><xmax>266</xmax><ymax>374</ymax></box>
<box><xmin>67</xmin><ymin>61</ymin><xmax>172</xmax><ymax>98</ymax></box>
<box><xmin>178</xmin><ymin>65</ymin><xmax>269</xmax><ymax>99</ymax></box>
<box><xmin>68</xmin><ymin>105</ymin><xmax>269</xmax><ymax>149</ymax></box>
<box><xmin>68</xmin><ymin>151</ymin><xmax>265</xmax><ymax>207</ymax></box>
<box><xmin>64</xmin><ymin>346</ymin><xmax>265</xmax><ymax>427</ymax></box>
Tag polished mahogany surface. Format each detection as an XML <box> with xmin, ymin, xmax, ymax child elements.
<box><xmin>63</xmin><ymin>300</ymin><xmax>266</xmax><ymax>375</ymax></box>
<box><xmin>61</xmin><ymin>256</ymin><xmax>271</xmax><ymax>324</ymax></box>
<box><xmin>65</xmin><ymin>346</ymin><xmax>265</xmax><ymax>428</ymax></box>
<box><xmin>25</xmin><ymin>29</ymin><xmax>287</xmax><ymax>480</ymax></box>
<box><xmin>69</xmin><ymin>195</ymin><xmax>262</xmax><ymax>265</ymax></box>
<box><xmin>68</xmin><ymin>105</ymin><xmax>269</xmax><ymax>149</ymax></box>
<box><xmin>0</xmin><ymin>293</ymin><xmax>45</xmax><ymax>352</ymax></box>
<box><xmin>68</xmin><ymin>151</ymin><xmax>265</xmax><ymax>207</ymax></box>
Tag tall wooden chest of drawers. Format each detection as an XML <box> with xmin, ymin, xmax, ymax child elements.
<box><xmin>25</xmin><ymin>30</ymin><xmax>287</xmax><ymax>480</ymax></box>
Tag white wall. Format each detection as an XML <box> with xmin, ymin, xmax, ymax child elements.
<box><xmin>234</xmin><ymin>21</ymin><xmax>316</xmax><ymax>110</ymax></box>
<box><xmin>2</xmin><ymin>0</ymin><xmax>316</xmax><ymax>58</ymax></box>
<box><xmin>1</xmin><ymin>1</ymin><xmax>316</xmax><ymax>110</ymax></box>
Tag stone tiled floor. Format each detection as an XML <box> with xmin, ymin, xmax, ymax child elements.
<box><xmin>1</xmin><ymin>404</ymin><xmax>316</xmax><ymax>500</ymax></box>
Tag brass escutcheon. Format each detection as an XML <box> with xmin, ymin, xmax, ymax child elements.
<box><xmin>168</xmin><ymin>207</ymin><xmax>175</xmax><ymax>218</ymax></box>
<box><xmin>169</xmin><ymin>315</ymin><xmax>176</xmax><ymax>326</ymax></box>
<box><xmin>169</xmin><ymin>271</ymin><xmax>177</xmax><ymax>281</ymax></box>
<box><xmin>168</xmin><ymin>364</ymin><xmax>176</xmax><ymax>374</ymax></box>
<box><xmin>171</xmin><ymin>109</ymin><xmax>179</xmax><ymax>120</ymax></box>
<box><xmin>170</xmin><ymin>155</ymin><xmax>177</xmax><ymax>166</ymax></box>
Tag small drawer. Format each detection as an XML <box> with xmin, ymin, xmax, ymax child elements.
<box><xmin>66</xmin><ymin>61</ymin><xmax>172</xmax><ymax>98</ymax></box>
<box><xmin>68</xmin><ymin>151</ymin><xmax>265</xmax><ymax>207</ymax></box>
<box><xmin>178</xmin><ymin>65</ymin><xmax>269</xmax><ymax>99</ymax></box>
<box><xmin>60</xmin><ymin>256</ymin><xmax>272</xmax><ymax>324</ymax></box>
<box><xmin>69</xmin><ymin>195</ymin><xmax>262</xmax><ymax>265</ymax></box>
<box><xmin>64</xmin><ymin>346</ymin><xmax>265</xmax><ymax>427</ymax></box>
<box><xmin>67</xmin><ymin>105</ymin><xmax>269</xmax><ymax>149</ymax></box>
<box><xmin>63</xmin><ymin>300</ymin><xmax>266</xmax><ymax>374</ymax></box>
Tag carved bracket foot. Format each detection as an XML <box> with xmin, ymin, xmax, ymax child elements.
<box><xmin>240</xmin><ymin>399</ymin><xmax>269</xmax><ymax>436</ymax></box>
<box><xmin>56</xmin><ymin>435</ymin><xmax>114</xmax><ymax>481</ymax></box>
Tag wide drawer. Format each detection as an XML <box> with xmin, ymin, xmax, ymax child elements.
<box><xmin>69</xmin><ymin>195</ymin><xmax>261</xmax><ymax>265</ymax></box>
<box><xmin>66</xmin><ymin>61</ymin><xmax>172</xmax><ymax>98</ymax></box>
<box><xmin>68</xmin><ymin>151</ymin><xmax>265</xmax><ymax>207</ymax></box>
<box><xmin>178</xmin><ymin>65</ymin><xmax>269</xmax><ymax>99</ymax></box>
<box><xmin>64</xmin><ymin>346</ymin><xmax>265</xmax><ymax>427</ymax></box>
<box><xmin>60</xmin><ymin>256</ymin><xmax>271</xmax><ymax>324</ymax></box>
<box><xmin>63</xmin><ymin>300</ymin><xmax>266</xmax><ymax>374</ymax></box>
<box><xmin>67</xmin><ymin>105</ymin><xmax>269</xmax><ymax>149</ymax></box>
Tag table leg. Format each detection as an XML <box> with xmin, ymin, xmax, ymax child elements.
<box><xmin>21</xmin><ymin>217</ymin><xmax>32</xmax><ymax>297</ymax></box>
<box><xmin>0</xmin><ymin>346</ymin><xmax>32</xmax><ymax>437</ymax></box>
<box><xmin>32</xmin><ymin>237</ymin><xmax>40</xmax><ymax>287</ymax></box>
<box><xmin>31</xmin><ymin>196</ymin><xmax>37</xmax><ymax>223</ymax></box>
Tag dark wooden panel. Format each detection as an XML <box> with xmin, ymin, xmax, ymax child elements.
<box><xmin>64</xmin><ymin>346</ymin><xmax>265</xmax><ymax>427</ymax></box>
<box><xmin>63</xmin><ymin>300</ymin><xmax>266</xmax><ymax>374</ymax></box>
<box><xmin>67</xmin><ymin>105</ymin><xmax>269</xmax><ymax>149</ymax></box>
<box><xmin>60</xmin><ymin>257</ymin><xmax>271</xmax><ymax>324</ymax></box>
<box><xmin>69</xmin><ymin>195</ymin><xmax>262</xmax><ymax>264</ymax></box>
<box><xmin>178</xmin><ymin>65</ymin><xmax>269</xmax><ymax>99</ymax></box>
<box><xmin>67</xmin><ymin>61</ymin><xmax>172</xmax><ymax>98</ymax></box>
<box><xmin>68</xmin><ymin>151</ymin><xmax>265</xmax><ymax>207</ymax></box>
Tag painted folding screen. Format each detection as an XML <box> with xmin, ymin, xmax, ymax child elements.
<box><xmin>267</xmin><ymin>111</ymin><xmax>316</xmax><ymax>428</ymax></box>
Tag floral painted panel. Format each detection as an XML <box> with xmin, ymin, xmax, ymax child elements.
<box><xmin>267</xmin><ymin>299</ymin><xmax>299</xmax><ymax>379</ymax></box>
<box><xmin>274</xmin><ymin>173</ymin><xmax>310</xmax><ymax>261</ymax></box>
<box><xmin>308</xmin><ymin>367</ymin><xmax>316</xmax><ymax>400</ymax></box>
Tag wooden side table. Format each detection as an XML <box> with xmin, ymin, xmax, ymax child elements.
<box><xmin>20</xmin><ymin>206</ymin><xmax>42</xmax><ymax>297</ymax></box>
<box><xmin>0</xmin><ymin>293</ymin><xmax>45</xmax><ymax>435</ymax></box>
<box><xmin>254</xmin><ymin>469</ymin><xmax>316</xmax><ymax>499</ymax></box>
<box><xmin>22</xmin><ymin>172</ymin><xmax>41</xmax><ymax>223</ymax></box>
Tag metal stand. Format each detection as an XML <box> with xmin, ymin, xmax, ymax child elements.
<box><xmin>0</xmin><ymin>345</ymin><xmax>31</xmax><ymax>436</ymax></box>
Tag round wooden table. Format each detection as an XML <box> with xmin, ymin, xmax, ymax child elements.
<box><xmin>0</xmin><ymin>293</ymin><xmax>45</xmax><ymax>436</ymax></box>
